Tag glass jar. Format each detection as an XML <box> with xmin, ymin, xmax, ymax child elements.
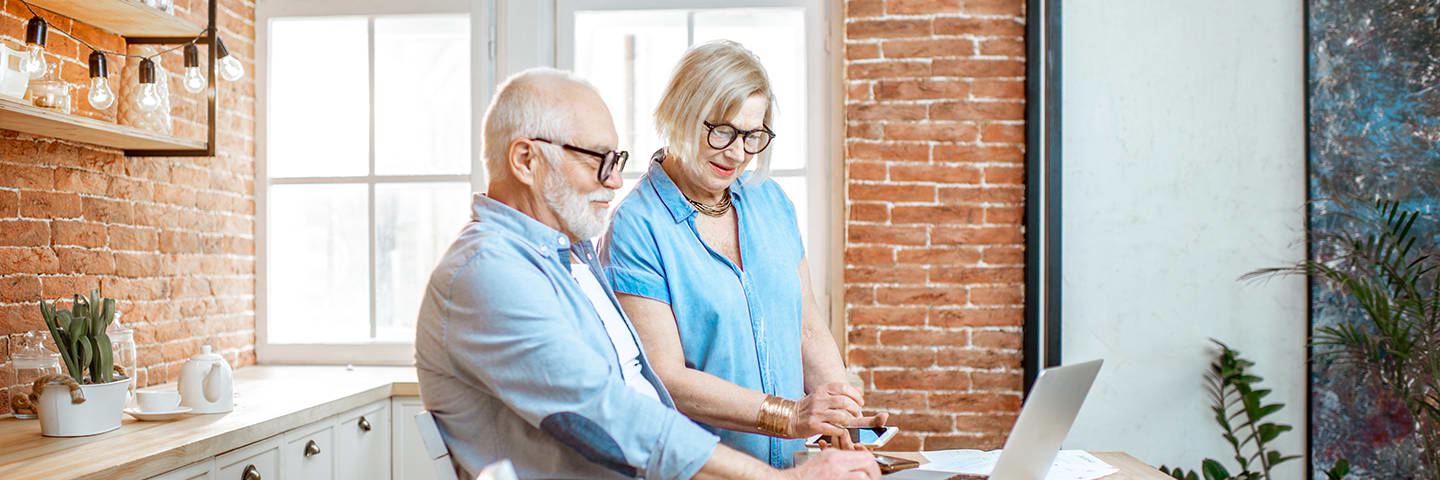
<box><xmin>108</xmin><ymin>311</ymin><xmax>138</xmax><ymax>403</ymax></box>
<box><xmin>11</xmin><ymin>331</ymin><xmax>62</xmax><ymax>419</ymax></box>
<box><xmin>25</xmin><ymin>64</ymin><xmax>70</xmax><ymax>114</ymax></box>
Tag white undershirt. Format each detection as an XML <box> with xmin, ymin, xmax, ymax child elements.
<box><xmin>569</xmin><ymin>262</ymin><xmax>661</xmax><ymax>402</ymax></box>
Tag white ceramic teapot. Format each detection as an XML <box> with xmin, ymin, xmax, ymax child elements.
<box><xmin>178</xmin><ymin>345</ymin><xmax>233</xmax><ymax>414</ymax></box>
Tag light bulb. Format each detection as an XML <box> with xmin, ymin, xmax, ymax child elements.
<box><xmin>183</xmin><ymin>66</ymin><xmax>207</xmax><ymax>93</ymax></box>
<box><xmin>215</xmin><ymin>37</ymin><xmax>244</xmax><ymax>82</ymax></box>
<box><xmin>88</xmin><ymin>77</ymin><xmax>115</xmax><ymax>109</ymax></box>
<box><xmin>136</xmin><ymin>83</ymin><xmax>162</xmax><ymax>112</ymax></box>
<box><xmin>23</xmin><ymin>45</ymin><xmax>47</xmax><ymax>79</ymax></box>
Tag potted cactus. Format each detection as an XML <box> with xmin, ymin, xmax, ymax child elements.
<box><xmin>28</xmin><ymin>289</ymin><xmax>131</xmax><ymax>437</ymax></box>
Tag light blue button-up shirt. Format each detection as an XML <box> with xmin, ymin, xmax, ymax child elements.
<box><xmin>415</xmin><ymin>194</ymin><xmax>719</xmax><ymax>480</ymax></box>
<box><xmin>600</xmin><ymin>163</ymin><xmax>807</xmax><ymax>467</ymax></box>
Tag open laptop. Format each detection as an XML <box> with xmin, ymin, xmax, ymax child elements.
<box><xmin>889</xmin><ymin>359</ymin><xmax>1104</xmax><ymax>479</ymax></box>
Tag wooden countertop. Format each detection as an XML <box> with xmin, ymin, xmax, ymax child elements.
<box><xmin>0</xmin><ymin>365</ymin><xmax>419</xmax><ymax>480</ymax></box>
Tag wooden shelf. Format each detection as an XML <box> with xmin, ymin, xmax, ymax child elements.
<box><xmin>0</xmin><ymin>97</ymin><xmax>206</xmax><ymax>151</ymax></box>
<box><xmin>26</xmin><ymin>0</ymin><xmax>204</xmax><ymax>38</ymax></box>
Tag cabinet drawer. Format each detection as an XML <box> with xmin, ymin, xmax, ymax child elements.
<box><xmin>283</xmin><ymin>417</ymin><xmax>336</xmax><ymax>479</ymax></box>
<box><xmin>336</xmin><ymin>399</ymin><xmax>390</xmax><ymax>480</ymax></box>
<box><xmin>215</xmin><ymin>436</ymin><xmax>282</xmax><ymax>480</ymax></box>
<box><xmin>145</xmin><ymin>458</ymin><xmax>214</xmax><ymax>480</ymax></box>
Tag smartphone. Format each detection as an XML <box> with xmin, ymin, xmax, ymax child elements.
<box><xmin>875</xmin><ymin>454</ymin><xmax>920</xmax><ymax>474</ymax></box>
<box><xmin>804</xmin><ymin>426</ymin><xmax>900</xmax><ymax>448</ymax></box>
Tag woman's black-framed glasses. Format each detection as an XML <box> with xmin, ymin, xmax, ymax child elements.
<box><xmin>532</xmin><ymin>138</ymin><xmax>629</xmax><ymax>183</ymax></box>
<box><xmin>703</xmin><ymin>122</ymin><xmax>776</xmax><ymax>154</ymax></box>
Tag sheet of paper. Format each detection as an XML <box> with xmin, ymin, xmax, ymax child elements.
<box><xmin>914</xmin><ymin>449</ymin><xmax>1118</xmax><ymax>480</ymax></box>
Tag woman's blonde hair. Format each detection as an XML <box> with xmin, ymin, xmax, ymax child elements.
<box><xmin>654</xmin><ymin>40</ymin><xmax>776</xmax><ymax>184</ymax></box>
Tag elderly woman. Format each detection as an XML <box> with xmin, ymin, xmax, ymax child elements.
<box><xmin>600</xmin><ymin>40</ymin><xmax>885</xmax><ymax>468</ymax></box>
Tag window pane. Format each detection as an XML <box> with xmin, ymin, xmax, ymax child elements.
<box><xmin>772</xmin><ymin>175</ymin><xmax>809</xmax><ymax>256</ymax></box>
<box><xmin>268</xmin><ymin>184</ymin><xmax>370</xmax><ymax>343</ymax></box>
<box><xmin>375</xmin><ymin>183</ymin><xmax>471</xmax><ymax>340</ymax></box>
<box><xmin>269</xmin><ymin>18</ymin><xmax>369</xmax><ymax>177</ymax></box>
<box><xmin>573</xmin><ymin>10</ymin><xmax>688</xmax><ymax>176</ymax></box>
<box><xmin>693</xmin><ymin>9</ymin><xmax>808</xmax><ymax>171</ymax></box>
<box><xmin>374</xmin><ymin>16</ymin><xmax>471</xmax><ymax>175</ymax></box>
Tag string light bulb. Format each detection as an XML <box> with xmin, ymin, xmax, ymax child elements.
<box><xmin>86</xmin><ymin>51</ymin><xmax>115</xmax><ymax>109</ymax></box>
<box><xmin>181</xmin><ymin>43</ymin><xmax>207</xmax><ymax>94</ymax></box>
<box><xmin>23</xmin><ymin>16</ymin><xmax>48</xmax><ymax>79</ymax></box>
<box><xmin>214</xmin><ymin>37</ymin><xmax>244</xmax><ymax>82</ymax></box>
<box><xmin>135</xmin><ymin>58</ymin><xmax>163</xmax><ymax>113</ymax></box>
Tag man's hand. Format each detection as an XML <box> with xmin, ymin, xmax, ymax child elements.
<box><xmin>783</xmin><ymin>449</ymin><xmax>881</xmax><ymax>480</ymax></box>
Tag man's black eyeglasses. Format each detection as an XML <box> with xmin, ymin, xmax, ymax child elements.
<box><xmin>532</xmin><ymin>138</ymin><xmax>629</xmax><ymax>183</ymax></box>
<box><xmin>703</xmin><ymin>122</ymin><xmax>776</xmax><ymax>154</ymax></box>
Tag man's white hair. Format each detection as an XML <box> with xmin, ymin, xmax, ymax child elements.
<box><xmin>481</xmin><ymin>68</ymin><xmax>602</xmax><ymax>184</ymax></box>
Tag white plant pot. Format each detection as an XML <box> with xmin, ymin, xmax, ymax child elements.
<box><xmin>36</xmin><ymin>377</ymin><xmax>131</xmax><ymax>437</ymax></box>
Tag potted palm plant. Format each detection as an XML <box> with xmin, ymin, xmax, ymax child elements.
<box><xmin>1245</xmin><ymin>200</ymin><xmax>1439</xmax><ymax>478</ymax></box>
<box><xmin>28</xmin><ymin>290</ymin><xmax>130</xmax><ymax>437</ymax></box>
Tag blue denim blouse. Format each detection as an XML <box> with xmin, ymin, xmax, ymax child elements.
<box><xmin>600</xmin><ymin>162</ymin><xmax>807</xmax><ymax>467</ymax></box>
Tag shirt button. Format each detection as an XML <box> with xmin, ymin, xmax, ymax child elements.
<box><xmin>557</xmin><ymin>237</ymin><xmax>568</xmax><ymax>247</ymax></box>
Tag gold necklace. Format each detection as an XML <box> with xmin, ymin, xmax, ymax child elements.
<box><xmin>687</xmin><ymin>189</ymin><xmax>732</xmax><ymax>217</ymax></box>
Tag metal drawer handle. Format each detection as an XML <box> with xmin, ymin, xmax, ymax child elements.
<box><xmin>304</xmin><ymin>439</ymin><xmax>321</xmax><ymax>457</ymax></box>
<box><xmin>241</xmin><ymin>464</ymin><xmax>261</xmax><ymax>480</ymax></box>
<box><xmin>358</xmin><ymin>416</ymin><xmax>371</xmax><ymax>432</ymax></box>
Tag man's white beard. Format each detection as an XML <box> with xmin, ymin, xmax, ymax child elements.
<box><xmin>542</xmin><ymin>171</ymin><xmax>613</xmax><ymax>240</ymax></box>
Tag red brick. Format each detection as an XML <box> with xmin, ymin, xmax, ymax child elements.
<box><xmin>848</xmin><ymin>60</ymin><xmax>930</xmax><ymax>79</ymax></box>
<box><xmin>981</xmin><ymin>246</ymin><xmax>1024</xmax><ymax>265</ymax></box>
<box><xmin>0</xmin><ymin>163</ymin><xmax>54</xmax><ymax>190</ymax></box>
<box><xmin>0</xmin><ymin>247</ymin><xmax>59</xmax><ymax>274</ymax></box>
<box><xmin>885</xmin><ymin>123</ymin><xmax>979</xmax><ymax>143</ymax></box>
<box><xmin>931</xmin><ymin>392</ymin><xmax>1022</xmax><ymax>413</ymax></box>
<box><xmin>55</xmin><ymin>248</ymin><xmax>115</xmax><ymax>275</ymax></box>
<box><xmin>107</xmin><ymin>176</ymin><xmax>154</xmax><ymax>202</ymax></box>
<box><xmin>848</xmin><ymin>141</ymin><xmax>929</xmax><ymax>162</ymax></box>
<box><xmin>125</xmin><ymin>158</ymin><xmax>171</xmax><ymax>183</ymax></box>
<box><xmin>848</xmin><ymin>225</ymin><xmax>928</xmax><ymax>246</ymax></box>
<box><xmin>956</xmin><ymin>413</ymin><xmax>1019</xmax><ymax>433</ymax></box>
<box><xmin>874</xmin><ymin>79</ymin><xmax>968</xmax><ymax>101</ymax></box>
<box><xmin>848</xmin><ymin>162</ymin><xmax>887</xmax><ymax>182</ymax></box>
<box><xmin>41</xmin><ymin>276</ymin><xmax>101</xmax><ymax>299</ymax></box>
<box><xmin>931</xmin><ymin>101</ymin><xmax>1025</xmax><ymax>121</ymax></box>
<box><xmin>845</xmin><ymin>246</ymin><xmax>895</xmax><ymax>266</ymax></box>
<box><xmin>932</xmin><ymin>308</ymin><xmax>1023</xmax><ymax>327</ymax></box>
<box><xmin>51</xmin><ymin>220</ymin><xmax>107</xmax><ymax>248</ymax></box>
<box><xmin>889</xmin><ymin>164</ymin><xmax>982</xmax><ymax>183</ymax></box>
<box><xmin>886</xmin><ymin>0</ymin><xmax>962</xmax><ymax>14</ymax></box>
<box><xmin>972</xmin><ymin>372</ymin><xmax>1022</xmax><ymax>391</ymax></box>
<box><xmin>932</xmin><ymin>144</ymin><xmax>1024</xmax><ymax>163</ymax></box>
<box><xmin>934</xmin><ymin>17</ymin><xmax>1025</xmax><ymax>37</ymax></box>
<box><xmin>877</xmin><ymin>287</ymin><xmax>966</xmax><ymax>306</ymax></box>
<box><xmin>114</xmin><ymin>252</ymin><xmax>161</xmax><ymax>277</ymax></box>
<box><xmin>983</xmin><ymin>206</ymin><xmax>1024</xmax><ymax>224</ymax></box>
<box><xmin>896</xmin><ymin>247</ymin><xmax>981</xmax><ymax>265</ymax></box>
<box><xmin>846</xmin><ymin>265</ymin><xmax>928</xmax><ymax>283</ymax></box>
<box><xmin>892</xmin><ymin>205</ymin><xmax>982</xmax><ymax>224</ymax></box>
<box><xmin>19</xmin><ymin>191</ymin><xmax>83</xmax><ymax>218</ymax></box>
<box><xmin>879</xmin><ymin>433</ymin><xmax>923</xmax><ymax>452</ymax></box>
<box><xmin>864</xmin><ymin>391</ymin><xmax>928</xmax><ymax>411</ymax></box>
<box><xmin>849</xmin><ymin>347</ymin><xmax>936</xmax><ymax>367</ymax></box>
<box><xmin>82</xmin><ymin>197</ymin><xmax>134</xmax><ymax>224</ymax></box>
<box><xmin>937</xmin><ymin>348</ymin><xmax>1021</xmax><ymax>369</ymax></box>
<box><xmin>108</xmin><ymin>225</ymin><xmax>159</xmax><ymax>251</ymax></box>
<box><xmin>850</xmin><ymin>306</ymin><xmax>926</xmax><ymax>326</ymax></box>
<box><xmin>969</xmin><ymin>285</ymin><xmax>1022</xmax><ymax>305</ymax></box>
<box><xmin>973</xmin><ymin>80</ymin><xmax>1025</xmax><ymax>100</ymax></box>
<box><xmin>939</xmin><ymin>186</ymin><xmax>1025</xmax><ymax>204</ymax></box>
<box><xmin>971</xmin><ymin>330</ymin><xmax>1022</xmax><ymax>349</ymax></box>
<box><xmin>0</xmin><ymin>275</ymin><xmax>41</xmax><ymax>303</ymax></box>
<box><xmin>847</xmin><ymin>19</ymin><xmax>931</xmax><ymax>39</ymax></box>
<box><xmin>847</xmin><ymin>104</ymin><xmax>927</xmax><ymax>122</ymax></box>
<box><xmin>848</xmin><ymin>325</ymin><xmax>881</xmax><ymax>346</ymax></box>
<box><xmin>961</xmin><ymin>0</ymin><xmax>1025</xmax><ymax>16</ymax></box>
<box><xmin>931</xmin><ymin>266</ymin><xmax>1023</xmax><ymax>284</ymax></box>
<box><xmin>880</xmin><ymin>38</ymin><xmax>974</xmax><ymax>59</ymax></box>
<box><xmin>847</xmin><ymin>122</ymin><xmax>883</xmax><ymax>139</ymax></box>
<box><xmin>845</xmin><ymin>43</ymin><xmax>880</xmax><ymax>61</ymax></box>
<box><xmin>849</xmin><ymin>183</ymin><xmax>935</xmax><ymax>203</ymax></box>
<box><xmin>980</xmin><ymin>124</ymin><xmax>1025</xmax><ymax>144</ymax></box>
<box><xmin>848</xmin><ymin>203</ymin><xmax>889</xmax><ymax>222</ymax></box>
<box><xmin>847</xmin><ymin>82</ymin><xmax>873</xmax><ymax>101</ymax></box>
<box><xmin>979</xmin><ymin>38</ymin><xmax>1025</xmax><ymax>57</ymax></box>
<box><xmin>847</xmin><ymin>0</ymin><xmax>884</xmax><ymax>17</ymax></box>
<box><xmin>932</xmin><ymin>226</ymin><xmax>1023</xmax><ymax>245</ymax></box>
<box><xmin>53</xmin><ymin>168</ymin><xmax>107</xmax><ymax>195</ymax></box>
<box><xmin>925</xmin><ymin>433</ymin><xmax>1007</xmax><ymax>450</ymax></box>
<box><xmin>874</xmin><ymin>369</ymin><xmax>970</xmax><ymax>391</ymax></box>
<box><xmin>933</xmin><ymin>58</ymin><xmax>1026</xmax><ymax>78</ymax></box>
<box><xmin>0</xmin><ymin>190</ymin><xmax>16</xmax><ymax>217</ymax></box>
<box><xmin>0</xmin><ymin>220</ymin><xmax>49</xmax><ymax>246</ymax></box>
<box><xmin>879</xmin><ymin>328</ymin><xmax>968</xmax><ymax>346</ymax></box>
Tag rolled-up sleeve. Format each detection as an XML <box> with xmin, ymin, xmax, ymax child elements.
<box><xmin>600</xmin><ymin>209</ymin><xmax>672</xmax><ymax>304</ymax></box>
<box><xmin>441</xmin><ymin>247</ymin><xmax>717</xmax><ymax>479</ymax></box>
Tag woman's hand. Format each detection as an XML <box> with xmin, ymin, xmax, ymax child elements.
<box><xmin>788</xmin><ymin>382</ymin><xmax>865</xmax><ymax>439</ymax></box>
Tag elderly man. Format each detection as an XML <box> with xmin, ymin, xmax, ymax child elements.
<box><xmin>415</xmin><ymin>68</ymin><xmax>879</xmax><ymax>480</ymax></box>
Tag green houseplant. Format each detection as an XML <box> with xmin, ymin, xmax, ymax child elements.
<box><xmin>28</xmin><ymin>289</ymin><xmax>131</xmax><ymax>437</ymax></box>
<box><xmin>1244</xmin><ymin>199</ymin><xmax>1439</xmax><ymax>477</ymax></box>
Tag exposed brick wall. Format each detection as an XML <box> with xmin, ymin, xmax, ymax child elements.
<box><xmin>0</xmin><ymin>0</ymin><xmax>255</xmax><ymax>415</ymax></box>
<box><xmin>843</xmin><ymin>0</ymin><xmax>1027</xmax><ymax>450</ymax></box>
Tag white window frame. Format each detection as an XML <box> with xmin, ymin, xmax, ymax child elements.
<box><xmin>509</xmin><ymin>0</ymin><xmax>843</xmax><ymax>343</ymax></box>
<box><xmin>255</xmin><ymin>0</ymin><xmax>494</xmax><ymax>365</ymax></box>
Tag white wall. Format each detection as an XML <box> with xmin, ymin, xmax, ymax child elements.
<box><xmin>1060</xmin><ymin>1</ymin><xmax>1307</xmax><ymax>476</ymax></box>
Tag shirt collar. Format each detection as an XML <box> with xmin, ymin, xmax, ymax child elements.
<box><xmin>644</xmin><ymin>160</ymin><xmax>749</xmax><ymax>224</ymax></box>
<box><xmin>470</xmin><ymin>193</ymin><xmax>576</xmax><ymax>256</ymax></box>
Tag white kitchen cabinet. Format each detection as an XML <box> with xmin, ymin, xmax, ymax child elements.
<box><xmin>215</xmin><ymin>436</ymin><xmax>282</xmax><ymax>480</ymax></box>
<box><xmin>336</xmin><ymin>399</ymin><xmax>391</xmax><ymax>480</ymax></box>
<box><xmin>145</xmin><ymin>458</ymin><xmax>214</xmax><ymax>480</ymax></box>
<box><xmin>391</xmin><ymin>396</ymin><xmax>439</xmax><ymax>480</ymax></box>
<box><xmin>282</xmin><ymin>415</ymin><xmax>335</xmax><ymax>479</ymax></box>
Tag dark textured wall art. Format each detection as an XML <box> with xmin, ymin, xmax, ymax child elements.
<box><xmin>1307</xmin><ymin>0</ymin><xmax>1440</xmax><ymax>477</ymax></box>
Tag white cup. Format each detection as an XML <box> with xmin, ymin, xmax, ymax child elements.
<box><xmin>137</xmin><ymin>390</ymin><xmax>182</xmax><ymax>412</ymax></box>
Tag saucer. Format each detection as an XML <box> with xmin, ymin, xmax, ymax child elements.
<box><xmin>125</xmin><ymin>407</ymin><xmax>193</xmax><ymax>421</ymax></box>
